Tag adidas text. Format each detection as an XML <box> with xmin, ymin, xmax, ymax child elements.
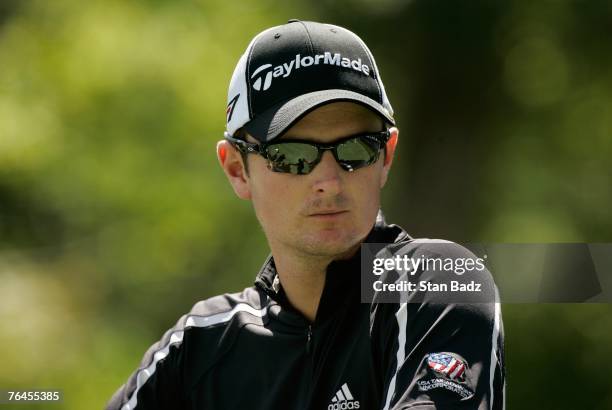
<box><xmin>328</xmin><ymin>401</ymin><xmax>360</xmax><ymax>410</ymax></box>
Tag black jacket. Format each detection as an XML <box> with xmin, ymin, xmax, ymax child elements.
<box><xmin>106</xmin><ymin>215</ymin><xmax>505</xmax><ymax>410</ymax></box>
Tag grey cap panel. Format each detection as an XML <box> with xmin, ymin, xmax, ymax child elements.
<box><xmin>244</xmin><ymin>89</ymin><xmax>395</xmax><ymax>142</ymax></box>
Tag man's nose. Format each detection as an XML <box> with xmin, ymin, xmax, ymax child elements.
<box><xmin>310</xmin><ymin>151</ymin><xmax>343</xmax><ymax>195</ymax></box>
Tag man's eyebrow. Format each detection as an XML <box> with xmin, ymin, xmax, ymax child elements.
<box><xmin>245</xmin><ymin>134</ymin><xmax>259</xmax><ymax>144</ymax></box>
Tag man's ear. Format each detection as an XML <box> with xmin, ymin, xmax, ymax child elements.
<box><xmin>380</xmin><ymin>127</ymin><xmax>399</xmax><ymax>188</ymax></box>
<box><xmin>216</xmin><ymin>140</ymin><xmax>252</xmax><ymax>200</ymax></box>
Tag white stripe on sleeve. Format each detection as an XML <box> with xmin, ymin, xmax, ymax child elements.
<box><xmin>489</xmin><ymin>288</ymin><xmax>502</xmax><ymax>410</ymax></box>
<box><xmin>121</xmin><ymin>303</ymin><xmax>267</xmax><ymax>410</ymax></box>
<box><xmin>382</xmin><ymin>302</ymin><xmax>408</xmax><ymax>410</ymax></box>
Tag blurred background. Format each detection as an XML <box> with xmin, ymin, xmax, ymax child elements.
<box><xmin>1</xmin><ymin>0</ymin><xmax>611</xmax><ymax>408</ymax></box>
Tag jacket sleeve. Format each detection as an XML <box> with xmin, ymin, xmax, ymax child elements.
<box><xmin>370</xmin><ymin>241</ymin><xmax>505</xmax><ymax>410</ymax></box>
<box><xmin>105</xmin><ymin>314</ymin><xmax>188</xmax><ymax>410</ymax></box>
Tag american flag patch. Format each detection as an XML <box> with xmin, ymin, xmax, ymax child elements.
<box><xmin>427</xmin><ymin>353</ymin><xmax>467</xmax><ymax>382</ymax></box>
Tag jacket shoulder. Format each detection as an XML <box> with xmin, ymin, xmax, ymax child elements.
<box><xmin>188</xmin><ymin>285</ymin><xmax>268</xmax><ymax>319</ymax></box>
<box><xmin>180</xmin><ymin>286</ymin><xmax>269</xmax><ymax>386</ymax></box>
<box><xmin>104</xmin><ymin>286</ymin><xmax>268</xmax><ymax>410</ymax></box>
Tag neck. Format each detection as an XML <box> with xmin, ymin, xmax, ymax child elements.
<box><xmin>271</xmin><ymin>244</ymin><xmax>359</xmax><ymax>323</ymax></box>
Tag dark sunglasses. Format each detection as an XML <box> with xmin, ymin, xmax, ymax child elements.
<box><xmin>224</xmin><ymin>130</ymin><xmax>391</xmax><ymax>175</ymax></box>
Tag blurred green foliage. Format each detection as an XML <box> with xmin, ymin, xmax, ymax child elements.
<box><xmin>0</xmin><ymin>0</ymin><xmax>611</xmax><ymax>409</ymax></box>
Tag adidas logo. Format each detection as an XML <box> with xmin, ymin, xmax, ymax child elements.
<box><xmin>251</xmin><ymin>52</ymin><xmax>371</xmax><ymax>92</ymax></box>
<box><xmin>328</xmin><ymin>383</ymin><xmax>360</xmax><ymax>410</ymax></box>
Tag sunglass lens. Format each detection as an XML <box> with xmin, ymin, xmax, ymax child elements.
<box><xmin>336</xmin><ymin>136</ymin><xmax>381</xmax><ymax>171</ymax></box>
<box><xmin>265</xmin><ymin>143</ymin><xmax>320</xmax><ymax>174</ymax></box>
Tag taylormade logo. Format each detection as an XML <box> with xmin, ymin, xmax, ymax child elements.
<box><xmin>251</xmin><ymin>52</ymin><xmax>371</xmax><ymax>91</ymax></box>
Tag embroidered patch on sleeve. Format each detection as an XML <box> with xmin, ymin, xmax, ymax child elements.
<box><xmin>427</xmin><ymin>352</ymin><xmax>466</xmax><ymax>382</ymax></box>
<box><xmin>417</xmin><ymin>378</ymin><xmax>473</xmax><ymax>399</ymax></box>
<box><xmin>417</xmin><ymin>352</ymin><xmax>474</xmax><ymax>399</ymax></box>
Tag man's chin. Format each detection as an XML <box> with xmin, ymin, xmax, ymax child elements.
<box><xmin>298</xmin><ymin>230</ymin><xmax>362</xmax><ymax>258</ymax></box>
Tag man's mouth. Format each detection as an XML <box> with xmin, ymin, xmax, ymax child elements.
<box><xmin>308</xmin><ymin>210</ymin><xmax>349</xmax><ymax>218</ymax></box>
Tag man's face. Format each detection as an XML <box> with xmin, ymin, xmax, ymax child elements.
<box><xmin>219</xmin><ymin>102</ymin><xmax>398</xmax><ymax>260</ymax></box>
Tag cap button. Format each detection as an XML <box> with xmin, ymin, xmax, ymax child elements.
<box><xmin>287</xmin><ymin>19</ymin><xmax>300</xmax><ymax>23</ymax></box>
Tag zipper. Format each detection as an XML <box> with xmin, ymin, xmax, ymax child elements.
<box><xmin>306</xmin><ymin>324</ymin><xmax>313</xmax><ymax>354</ymax></box>
<box><xmin>302</xmin><ymin>324</ymin><xmax>315</xmax><ymax>410</ymax></box>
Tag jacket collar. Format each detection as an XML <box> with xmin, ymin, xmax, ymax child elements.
<box><xmin>254</xmin><ymin>210</ymin><xmax>411</xmax><ymax>302</ymax></box>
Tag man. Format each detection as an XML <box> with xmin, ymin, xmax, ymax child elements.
<box><xmin>106</xmin><ymin>20</ymin><xmax>505</xmax><ymax>410</ymax></box>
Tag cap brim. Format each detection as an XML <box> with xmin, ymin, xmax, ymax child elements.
<box><xmin>244</xmin><ymin>89</ymin><xmax>395</xmax><ymax>142</ymax></box>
